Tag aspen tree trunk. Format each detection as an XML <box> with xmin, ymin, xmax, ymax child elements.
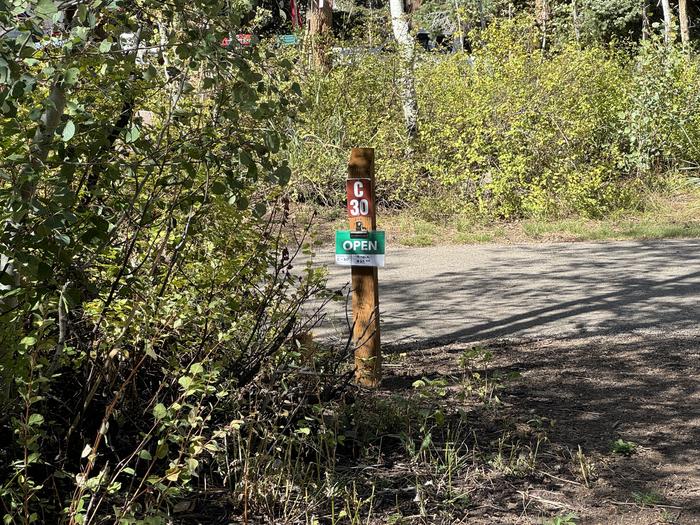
<box><xmin>642</xmin><ymin>1</ymin><xmax>650</xmax><ymax>41</ymax></box>
<box><xmin>679</xmin><ymin>0</ymin><xmax>690</xmax><ymax>46</ymax></box>
<box><xmin>661</xmin><ymin>0</ymin><xmax>673</xmax><ymax>44</ymax></box>
<box><xmin>478</xmin><ymin>0</ymin><xmax>486</xmax><ymax>29</ymax></box>
<box><xmin>572</xmin><ymin>0</ymin><xmax>581</xmax><ymax>44</ymax></box>
<box><xmin>535</xmin><ymin>0</ymin><xmax>550</xmax><ymax>50</ymax></box>
<box><xmin>453</xmin><ymin>0</ymin><xmax>465</xmax><ymax>49</ymax></box>
<box><xmin>389</xmin><ymin>0</ymin><xmax>418</xmax><ymax>138</ymax></box>
<box><xmin>308</xmin><ymin>0</ymin><xmax>333</xmax><ymax>71</ymax></box>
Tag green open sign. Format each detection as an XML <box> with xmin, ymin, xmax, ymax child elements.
<box><xmin>335</xmin><ymin>230</ymin><xmax>385</xmax><ymax>267</ymax></box>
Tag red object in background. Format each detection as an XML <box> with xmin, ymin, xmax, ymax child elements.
<box><xmin>290</xmin><ymin>0</ymin><xmax>303</xmax><ymax>29</ymax></box>
<box><xmin>220</xmin><ymin>34</ymin><xmax>254</xmax><ymax>48</ymax></box>
<box><xmin>236</xmin><ymin>34</ymin><xmax>252</xmax><ymax>46</ymax></box>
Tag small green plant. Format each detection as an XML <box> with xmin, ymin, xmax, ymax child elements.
<box><xmin>660</xmin><ymin>509</ymin><xmax>681</xmax><ymax>523</ymax></box>
<box><xmin>488</xmin><ymin>435</ymin><xmax>545</xmax><ymax>476</ymax></box>
<box><xmin>340</xmin><ymin>482</ymin><xmax>376</xmax><ymax>525</ymax></box>
<box><xmin>632</xmin><ymin>491</ymin><xmax>662</xmax><ymax>507</ymax></box>
<box><xmin>386</xmin><ymin>512</ymin><xmax>406</xmax><ymax>525</ymax></box>
<box><xmin>457</xmin><ymin>346</ymin><xmax>515</xmax><ymax>405</ymax></box>
<box><xmin>412</xmin><ymin>377</ymin><xmax>449</xmax><ymax>400</ymax></box>
<box><xmin>543</xmin><ymin>513</ymin><xmax>578</xmax><ymax>525</ymax></box>
<box><xmin>611</xmin><ymin>439</ymin><xmax>638</xmax><ymax>456</ymax></box>
<box><xmin>458</xmin><ymin>345</ymin><xmax>494</xmax><ymax>370</ymax></box>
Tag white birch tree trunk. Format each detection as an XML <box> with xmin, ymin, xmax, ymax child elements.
<box><xmin>535</xmin><ymin>0</ymin><xmax>550</xmax><ymax>50</ymax></box>
<box><xmin>389</xmin><ymin>0</ymin><xmax>418</xmax><ymax>138</ymax></box>
<box><xmin>572</xmin><ymin>0</ymin><xmax>581</xmax><ymax>44</ymax></box>
<box><xmin>661</xmin><ymin>0</ymin><xmax>673</xmax><ymax>44</ymax></box>
<box><xmin>641</xmin><ymin>2</ymin><xmax>650</xmax><ymax>41</ymax></box>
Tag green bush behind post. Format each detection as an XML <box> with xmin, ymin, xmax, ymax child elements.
<box><xmin>419</xmin><ymin>20</ymin><xmax>633</xmax><ymax>218</ymax></box>
<box><xmin>290</xmin><ymin>18</ymin><xmax>700</xmax><ymax>219</ymax></box>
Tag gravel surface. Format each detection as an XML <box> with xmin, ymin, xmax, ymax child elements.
<box><xmin>314</xmin><ymin>239</ymin><xmax>700</xmax><ymax>346</ymax></box>
<box><xmin>310</xmin><ymin>239</ymin><xmax>700</xmax><ymax>524</ymax></box>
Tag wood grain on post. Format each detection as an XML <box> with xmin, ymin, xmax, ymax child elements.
<box><xmin>348</xmin><ymin>148</ymin><xmax>381</xmax><ymax>387</ymax></box>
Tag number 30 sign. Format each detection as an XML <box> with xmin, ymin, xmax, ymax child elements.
<box><xmin>347</xmin><ymin>178</ymin><xmax>373</xmax><ymax>218</ymax></box>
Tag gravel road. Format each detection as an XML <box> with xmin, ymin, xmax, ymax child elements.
<box><xmin>309</xmin><ymin>239</ymin><xmax>700</xmax><ymax>522</ymax></box>
<box><xmin>313</xmin><ymin>239</ymin><xmax>700</xmax><ymax>346</ymax></box>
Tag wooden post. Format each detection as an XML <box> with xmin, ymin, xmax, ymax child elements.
<box><xmin>347</xmin><ymin>148</ymin><xmax>381</xmax><ymax>387</ymax></box>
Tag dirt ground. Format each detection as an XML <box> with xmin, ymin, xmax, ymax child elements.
<box><xmin>358</xmin><ymin>334</ymin><xmax>700</xmax><ymax>525</ymax></box>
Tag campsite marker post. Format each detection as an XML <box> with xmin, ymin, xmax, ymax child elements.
<box><xmin>336</xmin><ymin>148</ymin><xmax>382</xmax><ymax>387</ymax></box>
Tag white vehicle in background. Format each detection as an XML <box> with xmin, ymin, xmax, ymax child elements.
<box><xmin>118</xmin><ymin>31</ymin><xmax>159</xmax><ymax>65</ymax></box>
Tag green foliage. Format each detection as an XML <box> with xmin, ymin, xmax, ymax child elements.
<box><xmin>574</xmin><ymin>0</ymin><xmax>643</xmax><ymax>43</ymax></box>
<box><xmin>458</xmin><ymin>345</ymin><xmax>493</xmax><ymax>369</ymax></box>
<box><xmin>611</xmin><ymin>438</ymin><xmax>638</xmax><ymax>455</ymax></box>
<box><xmin>543</xmin><ymin>512</ymin><xmax>579</xmax><ymax>525</ymax></box>
<box><xmin>290</xmin><ymin>19</ymin><xmax>700</xmax><ymax>219</ymax></box>
<box><xmin>0</xmin><ymin>1</ymin><xmax>348</xmax><ymax>523</ymax></box>
<box><xmin>420</xmin><ymin>21</ymin><xmax>636</xmax><ymax>217</ymax></box>
<box><xmin>622</xmin><ymin>39</ymin><xmax>700</xmax><ymax>177</ymax></box>
<box><xmin>288</xmin><ymin>49</ymin><xmax>409</xmax><ymax>205</ymax></box>
<box><xmin>631</xmin><ymin>491</ymin><xmax>662</xmax><ymax>507</ymax></box>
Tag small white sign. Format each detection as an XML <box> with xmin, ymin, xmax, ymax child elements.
<box><xmin>335</xmin><ymin>254</ymin><xmax>385</xmax><ymax>267</ymax></box>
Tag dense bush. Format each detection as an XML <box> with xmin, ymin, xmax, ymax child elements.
<box><xmin>418</xmin><ymin>21</ymin><xmax>634</xmax><ymax>217</ymax></box>
<box><xmin>0</xmin><ymin>2</ymin><xmax>350</xmax><ymax>523</ymax></box>
<box><xmin>287</xmin><ymin>47</ymin><xmax>409</xmax><ymax>205</ymax></box>
<box><xmin>290</xmin><ymin>19</ymin><xmax>700</xmax><ymax>218</ymax></box>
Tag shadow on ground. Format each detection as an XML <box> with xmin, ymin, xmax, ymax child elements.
<box><xmin>371</xmin><ymin>240</ymin><xmax>700</xmax><ymax>344</ymax></box>
<box><xmin>320</xmin><ymin>240</ymin><xmax>700</xmax><ymax>522</ymax></box>
<box><xmin>376</xmin><ymin>333</ymin><xmax>700</xmax><ymax>523</ymax></box>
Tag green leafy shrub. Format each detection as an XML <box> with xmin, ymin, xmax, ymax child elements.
<box><xmin>287</xmin><ymin>48</ymin><xmax>414</xmax><ymax>206</ymax></box>
<box><xmin>417</xmin><ymin>19</ymin><xmax>638</xmax><ymax>218</ymax></box>
<box><xmin>290</xmin><ymin>19</ymin><xmax>700</xmax><ymax>219</ymax></box>
<box><xmin>0</xmin><ymin>2</ymin><xmax>352</xmax><ymax>523</ymax></box>
<box><xmin>611</xmin><ymin>438</ymin><xmax>638</xmax><ymax>455</ymax></box>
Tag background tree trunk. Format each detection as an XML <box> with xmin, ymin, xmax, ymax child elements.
<box><xmin>535</xmin><ymin>0</ymin><xmax>550</xmax><ymax>50</ymax></box>
<box><xmin>478</xmin><ymin>0</ymin><xmax>486</xmax><ymax>29</ymax></box>
<box><xmin>679</xmin><ymin>0</ymin><xmax>690</xmax><ymax>46</ymax></box>
<box><xmin>389</xmin><ymin>0</ymin><xmax>419</xmax><ymax>138</ymax></box>
<box><xmin>642</xmin><ymin>1</ymin><xmax>650</xmax><ymax>41</ymax></box>
<box><xmin>661</xmin><ymin>0</ymin><xmax>673</xmax><ymax>44</ymax></box>
<box><xmin>572</xmin><ymin>0</ymin><xmax>581</xmax><ymax>43</ymax></box>
<box><xmin>308</xmin><ymin>0</ymin><xmax>333</xmax><ymax>71</ymax></box>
